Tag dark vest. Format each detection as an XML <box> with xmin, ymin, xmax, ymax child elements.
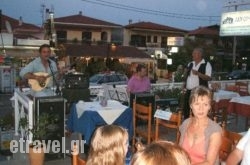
<box><xmin>187</xmin><ymin>61</ymin><xmax>208</xmax><ymax>87</ymax></box>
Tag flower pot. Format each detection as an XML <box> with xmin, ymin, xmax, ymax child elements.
<box><xmin>28</xmin><ymin>145</ymin><xmax>45</xmax><ymax>165</ymax></box>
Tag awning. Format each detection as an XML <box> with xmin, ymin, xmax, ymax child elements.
<box><xmin>64</xmin><ymin>44</ymin><xmax>152</xmax><ymax>59</ymax></box>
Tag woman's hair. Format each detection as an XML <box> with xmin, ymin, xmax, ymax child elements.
<box><xmin>86</xmin><ymin>125</ymin><xmax>128</xmax><ymax>165</ymax></box>
<box><xmin>189</xmin><ymin>86</ymin><xmax>212</xmax><ymax>105</ymax></box>
<box><xmin>131</xmin><ymin>141</ymin><xmax>191</xmax><ymax>165</ymax></box>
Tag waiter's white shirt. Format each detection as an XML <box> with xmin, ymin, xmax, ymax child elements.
<box><xmin>186</xmin><ymin>59</ymin><xmax>212</xmax><ymax>90</ymax></box>
<box><xmin>236</xmin><ymin>128</ymin><xmax>250</xmax><ymax>165</ymax></box>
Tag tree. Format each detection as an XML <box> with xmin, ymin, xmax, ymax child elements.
<box><xmin>172</xmin><ymin>38</ymin><xmax>216</xmax><ymax>69</ymax></box>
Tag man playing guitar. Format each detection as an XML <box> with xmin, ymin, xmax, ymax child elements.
<box><xmin>20</xmin><ymin>44</ymin><xmax>63</xmax><ymax>97</ymax></box>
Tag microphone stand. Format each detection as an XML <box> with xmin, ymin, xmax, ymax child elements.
<box><xmin>48</xmin><ymin>60</ymin><xmax>61</xmax><ymax>96</ymax></box>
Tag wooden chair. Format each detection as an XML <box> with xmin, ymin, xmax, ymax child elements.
<box><xmin>132</xmin><ymin>100</ymin><xmax>154</xmax><ymax>148</ymax></box>
<box><xmin>236</xmin><ymin>81</ymin><xmax>249</xmax><ymax>96</ymax></box>
<box><xmin>219</xmin><ymin>121</ymin><xmax>243</xmax><ymax>162</ymax></box>
<box><xmin>221</xmin><ymin>121</ymin><xmax>242</xmax><ymax>149</ymax></box>
<box><xmin>219</xmin><ymin>136</ymin><xmax>233</xmax><ymax>162</ymax></box>
<box><xmin>72</xmin><ymin>144</ymin><xmax>86</xmax><ymax>165</ymax></box>
<box><xmin>155</xmin><ymin>110</ymin><xmax>182</xmax><ymax>143</ymax></box>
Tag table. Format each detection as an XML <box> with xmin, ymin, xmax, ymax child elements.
<box><xmin>67</xmin><ymin>100</ymin><xmax>133</xmax><ymax>144</ymax></box>
<box><xmin>213</xmin><ymin>90</ymin><xmax>240</xmax><ymax>111</ymax></box>
<box><xmin>212</xmin><ymin>90</ymin><xmax>240</xmax><ymax>122</ymax></box>
<box><xmin>213</xmin><ymin>90</ymin><xmax>240</xmax><ymax>103</ymax></box>
<box><xmin>227</xmin><ymin>96</ymin><xmax>250</xmax><ymax>129</ymax></box>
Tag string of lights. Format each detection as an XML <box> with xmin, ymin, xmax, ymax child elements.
<box><xmin>82</xmin><ymin>0</ymin><xmax>220</xmax><ymax>22</ymax></box>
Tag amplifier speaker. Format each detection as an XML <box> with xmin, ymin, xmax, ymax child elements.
<box><xmin>34</xmin><ymin>96</ymin><xmax>65</xmax><ymax>160</ymax></box>
<box><xmin>130</xmin><ymin>93</ymin><xmax>155</xmax><ymax>109</ymax></box>
<box><xmin>62</xmin><ymin>88</ymin><xmax>90</xmax><ymax>103</ymax></box>
<box><xmin>64</xmin><ymin>74</ymin><xmax>89</xmax><ymax>89</ymax></box>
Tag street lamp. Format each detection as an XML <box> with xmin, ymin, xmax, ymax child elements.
<box><xmin>106</xmin><ymin>43</ymin><xmax>116</xmax><ymax>69</ymax></box>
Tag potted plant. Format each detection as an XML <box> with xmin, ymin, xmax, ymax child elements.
<box><xmin>154</xmin><ymin>88</ymin><xmax>184</xmax><ymax>112</ymax></box>
<box><xmin>19</xmin><ymin>113</ymin><xmax>54</xmax><ymax>165</ymax></box>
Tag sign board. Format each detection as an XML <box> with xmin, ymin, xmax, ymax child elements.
<box><xmin>154</xmin><ymin>109</ymin><xmax>172</xmax><ymax>120</ymax></box>
<box><xmin>220</xmin><ymin>10</ymin><xmax>250</xmax><ymax>36</ymax></box>
<box><xmin>167</xmin><ymin>37</ymin><xmax>184</xmax><ymax>46</ymax></box>
<box><xmin>17</xmin><ymin>39</ymin><xmax>49</xmax><ymax>46</ymax></box>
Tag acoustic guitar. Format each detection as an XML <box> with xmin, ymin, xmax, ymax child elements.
<box><xmin>28</xmin><ymin>64</ymin><xmax>76</xmax><ymax>92</ymax></box>
<box><xmin>28</xmin><ymin>72</ymin><xmax>57</xmax><ymax>92</ymax></box>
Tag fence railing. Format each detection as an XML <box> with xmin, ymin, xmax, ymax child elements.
<box><xmin>14</xmin><ymin>89</ymin><xmax>33</xmax><ymax>143</ymax></box>
<box><xmin>89</xmin><ymin>79</ymin><xmax>250</xmax><ymax>96</ymax></box>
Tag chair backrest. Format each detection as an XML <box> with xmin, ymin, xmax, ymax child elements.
<box><xmin>133</xmin><ymin>100</ymin><xmax>152</xmax><ymax>122</ymax></box>
<box><xmin>72</xmin><ymin>144</ymin><xmax>86</xmax><ymax>165</ymax></box>
<box><xmin>221</xmin><ymin>121</ymin><xmax>242</xmax><ymax>149</ymax></box>
<box><xmin>155</xmin><ymin>110</ymin><xmax>182</xmax><ymax>143</ymax></box>
<box><xmin>219</xmin><ymin>136</ymin><xmax>233</xmax><ymax>162</ymax></box>
<box><xmin>133</xmin><ymin>99</ymin><xmax>152</xmax><ymax>145</ymax></box>
<box><xmin>219</xmin><ymin>121</ymin><xmax>243</xmax><ymax>162</ymax></box>
<box><xmin>236</xmin><ymin>81</ymin><xmax>249</xmax><ymax>96</ymax></box>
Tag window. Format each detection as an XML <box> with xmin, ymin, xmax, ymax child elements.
<box><xmin>118</xmin><ymin>74</ymin><xmax>127</xmax><ymax>81</ymax></box>
<box><xmin>153</xmin><ymin>36</ymin><xmax>157</xmax><ymax>43</ymax></box>
<box><xmin>82</xmin><ymin>32</ymin><xmax>92</xmax><ymax>43</ymax></box>
<box><xmin>147</xmin><ymin>36</ymin><xmax>151</xmax><ymax>42</ymax></box>
<box><xmin>110</xmin><ymin>75</ymin><xmax>119</xmax><ymax>82</ymax></box>
<box><xmin>101</xmin><ymin>32</ymin><xmax>108</xmax><ymax>42</ymax></box>
<box><xmin>57</xmin><ymin>31</ymin><xmax>67</xmax><ymax>42</ymax></box>
<box><xmin>161</xmin><ymin>36</ymin><xmax>167</xmax><ymax>48</ymax></box>
<box><xmin>130</xmin><ymin>35</ymin><xmax>146</xmax><ymax>47</ymax></box>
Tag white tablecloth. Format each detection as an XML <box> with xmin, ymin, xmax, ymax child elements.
<box><xmin>230</xmin><ymin>96</ymin><xmax>250</xmax><ymax>105</ymax></box>
<box><xmin>213</xmin><ymin>90</ymin><xmax>240</xmax><ymax>102</ymax></box>
<box><xmin>76</xmin><ymin>100</ymin><xmax>128</xmax><ymax>124</ymax></box>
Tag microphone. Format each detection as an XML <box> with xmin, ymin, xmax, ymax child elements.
<box><xmin>47</xmin><ymin>59</ymin><xmax>51</xmax><ymax>65</ymax></box>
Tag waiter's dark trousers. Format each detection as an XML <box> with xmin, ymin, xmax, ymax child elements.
<box><xmin>183</xmin><ymin>89</ymin><xmax>191</xmax><ymax>119</ymax></box>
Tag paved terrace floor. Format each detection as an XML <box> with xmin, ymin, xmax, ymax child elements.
<box><xmin>0</xmin><ymin>93</ymin><xmax>248</xmax><ymax>165</ymax></box>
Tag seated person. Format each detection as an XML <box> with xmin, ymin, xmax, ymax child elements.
<box><xmin>127</xmin><ymin>64</ymin><xmax>151</xmax><ymax>107</ymax></box>
<box><xmin>131</xmin><ymin>141</ymin><xmax>191</xmax><ymax>165</ymax></box>
<box><xmin>127</xmin><ymin>64</ymin><xmax>151</xmax><ymax>94</ymax></box>
<box><xmin>179</xmin><ymin>86</ymin><xmax>222</xmax><ymax>165</ymax></box>
<box><xmin>226</xmin><ymin>128</ymin><xmax>250</xmax><ymax>165</ymax></box>
<box><xmin>86</xmin><ymin>125</ymin><xmax>129</xmax><ymax>165</ymax></box>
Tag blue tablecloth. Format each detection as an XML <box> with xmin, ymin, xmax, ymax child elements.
<box><xmin>67</xmin><ymin>103</ymin><xmax>133</xmax><ymax>144</ymax></box>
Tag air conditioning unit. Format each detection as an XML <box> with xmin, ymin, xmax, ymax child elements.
<box><xmin>0</xmin><ymin>33</ymin><xmax>13</xmax><ymax>46</ymax></box>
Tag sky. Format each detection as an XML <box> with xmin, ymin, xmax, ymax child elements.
<box><xmin>1</xmin><ymin>0</ymin><xmax>227</xmax><ymax>30</ymax></box>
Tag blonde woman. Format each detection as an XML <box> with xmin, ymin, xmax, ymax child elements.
<box><xmin>131</xmin><ymin>141</ymin><xmax>191</xmax><ymax>165</ymax></box>
<box><xmin>179</xmin><ymin>86</ymin><xmax>222</xmax><ymax>165</ymax></box>
<box><xmin>86</xmin><ymin>125</ymin><xmax>129</xmax><ymax>165</ymax></box>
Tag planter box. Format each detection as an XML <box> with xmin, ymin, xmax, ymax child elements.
<box><xmin>155</xmin><ymin>98</ymin><xmax>179</xmax><ymax>112</ymax></box>
<box><xmin>0</xmin><ymin>129</ymin><xmax>15</xmax><ymax>150</ymax></box>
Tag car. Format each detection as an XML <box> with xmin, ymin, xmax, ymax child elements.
<box><xmin>227</xmin><ymin>70</ymin><xmax>250</xmax><ymax>80</ymax></box>
<box><xmin>89</xmin><ymin>72</ymin><xmax>128</xmax><ymax>86</ymax></box>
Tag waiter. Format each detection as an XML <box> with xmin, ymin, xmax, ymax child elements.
<box><xmin>182</xmin><ymin>48</ymin><xmax>212</xmax><ymax>119</ymax></box>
